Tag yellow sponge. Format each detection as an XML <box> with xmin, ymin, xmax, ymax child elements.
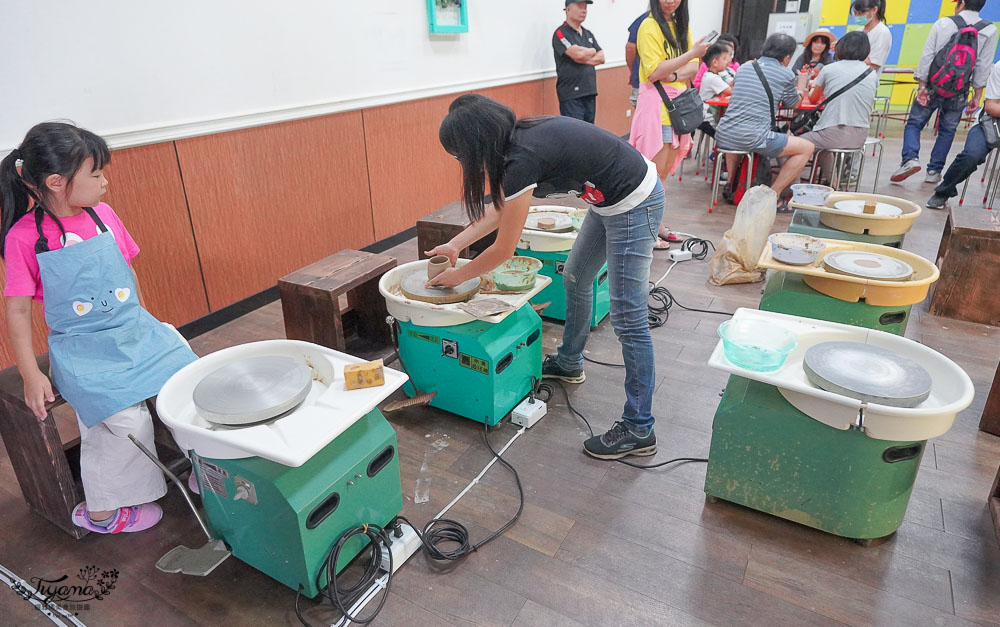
<box><xmin>344</xmin><ymin>360</ymin><xmax>385</xmax><ymax>390</ymax></box>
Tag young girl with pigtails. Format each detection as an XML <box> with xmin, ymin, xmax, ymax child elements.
<box><xmin>1</xmin><ymin>122</ymin><xmax>197</xmax><ymax>534</ymax></box>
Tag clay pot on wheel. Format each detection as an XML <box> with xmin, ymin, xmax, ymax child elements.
<box><xmin>427</xmin><ymin>255</ymin><xmax>453</xmax><ymax>280</ymax></box>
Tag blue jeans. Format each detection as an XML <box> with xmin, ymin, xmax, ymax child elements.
<box><xmin>554</xmin><ymin>181</ymin><xmax>664</xmax><ymax>430</ymax></box>
<box><xmin>935</xmin><ymin>123</ymin><xmax>992</xmax><ymax>198</ymax></box>
<box><xmin>902</xmin><ymin>95</ymin><xmax>966</xmax><ymax>172</ymax></box>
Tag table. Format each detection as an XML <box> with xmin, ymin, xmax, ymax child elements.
<box><xmin>928</xmin><ymin>206</ymin><xmax>1000</xmax><ymax>326</ymax></box>
<box><xmin>704</xmin><ymin>97</ymin><xmax>818</xmax><ymax>110</ymax></box>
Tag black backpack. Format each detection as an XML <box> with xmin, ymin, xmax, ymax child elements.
<box><xmin>928</xmin><ymin>16</ymin><xmax>989</xmax><ymax>100</ymax></box>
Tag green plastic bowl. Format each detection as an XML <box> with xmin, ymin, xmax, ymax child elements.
<box><xmin>492</xmin><ymin>256</ymin><xmax>543</xmax><ymax>291</ymax></box>
<box><xmin>570</xmin><ymin>209</ymin><xmax>588</xmax><ymax>231</ymax></box>
<box><xmin>717</xmin><ymin>319</ymin><xmax>797</xmax><ymax>372</ymax></box>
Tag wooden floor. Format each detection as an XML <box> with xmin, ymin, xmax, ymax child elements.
<box><xmin>1</xmin><ymin>131</ymin><xmax>999</xmax><ymax>626</ymax></box>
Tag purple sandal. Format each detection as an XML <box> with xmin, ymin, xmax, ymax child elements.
<box><xmin>72</xmin><ymin>502</ymin><xmax>162</xmax><ymax>534</ymax></box>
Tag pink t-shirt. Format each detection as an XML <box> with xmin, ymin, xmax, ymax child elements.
<box><xmin>3</xmin><ymin>203</ymin><xmax>139</xmax><ymax>302</ymax></box>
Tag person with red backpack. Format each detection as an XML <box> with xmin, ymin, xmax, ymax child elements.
<box><xmin>891</xmin><ymin>0</ymin><xmax>998</xmax><ymax>185</ymax></box>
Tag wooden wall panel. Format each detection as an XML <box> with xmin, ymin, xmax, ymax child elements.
<box><xmin>364</xmin><ymin>80</ymin><xmax>547</xmax><ymax>241</ymax></box>
<box><xmin>541</xmin><ymin>78</ymin><xmax>561</xmax><ymax>115</ymax></box>
<box><xmin>102</xmin><ymin>142</ymin><xmax>210</xmax><ymax>325</ymax></box>
<box><xmin>595</xmin><ymin>65</ymin><xmax>633</xmax><ymax>137</ymax></box>
<box><xmin>175</xmin><ymin>111</ymin><xmax>373</xmax><ymax>311</ymax></box>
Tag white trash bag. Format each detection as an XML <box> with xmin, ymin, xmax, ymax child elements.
<box><xmin>708</xmin><ymin>185</ymin><xmax>777</xmax><ymax>286</ymax></box>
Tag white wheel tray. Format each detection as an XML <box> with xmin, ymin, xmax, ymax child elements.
<box><xmin>708</xmin><ymin>309</ymin><xmax>974</xmax><ymax>441</ymax></box>
<box><xmin>379</xmin><ymin>259</ymin><xmax>551</xmax><ymax>327</ymax></box>
<box><xmin>518</xmin><ymin>206</ymin><xmax>580</xmax><ymax>252</ymax></box>
<box><xmin>156</xmin><ymin>340</ymin><xmax>407</xmax><ymax>465</ymax></box>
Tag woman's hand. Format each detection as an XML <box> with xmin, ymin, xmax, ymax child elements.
<box><xmin>425</xmin><ymin>267</ymin><xmax>466</xmax><ymax>288</ymax></box>
<box><xmin>423</xmin><ymin>243</ymin><xmax>460</xmax><ymax>267</ymax></box>
<box><xmin>23</xmin><ymin>369</ymin><xmax>55</xmax><ymax>420</ymax></box>
<box><xmin>690</xmin><ymin>36</ymin><xmax>710</xmax><ymax>59</ymax></box>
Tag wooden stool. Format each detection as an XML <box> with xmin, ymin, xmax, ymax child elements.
<box><xmin>416</xmin><ymin>201</ymin><xmax>496</xmax><ymax>260</ymax></box>
<box><xmin>982</xmin><ymin>362</ymin><xmax>1000</xmax><ymax>436</ymax></box>
<box><xmin>929</xmin><ymin>206</ymin><xmax>1000</xmax><ymax>326</ymax></box>
<box><xmin>279</xmin><ymin>249</ymin><xmax>395</xmax><ymax>358</ymax></box>
<box><xmin>0</xmin><ymin>355</ymin><xmax>184</xmax><ymax>538</ymax></box>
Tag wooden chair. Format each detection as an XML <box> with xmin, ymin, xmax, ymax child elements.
<box><xmin>0</xmin><ymin>355</ymin><xmax>185</xmax><ymax>538</ymax></box>
<box><xmin>415</xmin><ymin>201</ymin><xmax>496</xmax><ymax>260</ymax></box>
<box><xmin>278</xmin><ymin>249</ymin><xmax>396</xmax><ymax>359</ymax></box>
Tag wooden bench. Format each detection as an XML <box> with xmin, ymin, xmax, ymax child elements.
<box><xmin>0</xmin><ymin>355</ymin><xmax>185</xmax><ymax>538</ymax></box>
<box><xmin>929</xmin><ymin>206</ymin><xmax>1000</xmax><ymax>326</ymax></box>
<box><xmin>416</xmin><ymin>201</ymin><xmax>496</xmax><ymax>260</ymax></box>
<box><xmin>278</xmin><ymin>249</ymin><xmax>396</xmax><ymax>359</ymax></box>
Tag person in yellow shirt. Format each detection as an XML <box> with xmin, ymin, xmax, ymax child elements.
<box><xmin>631</xmin><ymin>0</ymin><xmax>708</xmax><ymax>247</ymax></box>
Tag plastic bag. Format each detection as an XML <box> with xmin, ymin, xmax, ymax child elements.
<box><xmin>708</xmin><ymin>185</ymin><xmax>777</xmax><ymax>285</ymax></box>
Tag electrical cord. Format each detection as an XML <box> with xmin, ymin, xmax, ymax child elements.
<box><xmin>297</xmin><ymin>421</ymin><xmax>525</xmax><ymax>625</ymax></box>
<box><xmin>296</xmin><ymin>523</ymin><xmax>393</xmax><ymax>625</ymax></box>
<box><xmin>678</xmin><ymin>237</ymin><xmax>715</xmax><ymax>260</ymax></box>
<box><xmin>531</xmin><ymin>379</ymin><xmax>708</xmax><ymax>470</ymax></box>
<box><xmin>393</xmin><ymin>421</ymin><xmax>524</xmax><ymax>562</ymax></box>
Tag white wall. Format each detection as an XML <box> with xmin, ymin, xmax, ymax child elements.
<box><xmin>0</xmin><ymin>0</ymin><xmax>721</xmax><ymax>151</ymax></box>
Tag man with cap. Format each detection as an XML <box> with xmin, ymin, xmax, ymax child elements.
<box><xmin>553</xmin><ymin>0</ymin><xmax>605</xmax><ymax>123</ymax></box>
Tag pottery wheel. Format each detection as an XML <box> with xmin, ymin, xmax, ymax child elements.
<box><xmin>822</xmin><ymin>251</ymin><xmax>914</xmax><ymax>281</ymax></box>
<box><xmin>525</xmin><ymin>212</ymin><xmax>574</xmax><ymax>233</ymax></box>
<box><xmin>400</xmin><ymin>269</ymin><xmax>481</xmax><ymax>304</ymax></box>
<box><xmin>833</xmin><ymin>199</ymin><xmax>904</xmax><ymax>216</ymax></box>
<box><xmin>193</xmin><ymin>356</ymin><xmax>313</xmax><ymax>425</ymax></box>
<box><xmin>803</xmin><ymin>341</ymin><xmax>932</xmax><ymax>408</ymax></box>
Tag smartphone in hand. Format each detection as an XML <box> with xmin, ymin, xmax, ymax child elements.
<box><xmin>705</xmin><ymin>30</ymin><xmax>719</xmax><ymax>43</ymax></box>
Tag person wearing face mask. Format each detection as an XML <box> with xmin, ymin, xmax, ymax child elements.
<box><xmin>891</xmin><ymin>0</ymin><xmax>998</xmax><ymax>185</ymax></box>
<box><xmin>851</xmin><ymin>0</ymin><xmax>892</xmax><ymax>75</ymax></box>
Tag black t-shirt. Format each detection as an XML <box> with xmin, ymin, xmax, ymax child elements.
<box><xmin>552</xmin><ymin>22</ymin><xmax>601</xmax><ymax>102</ymax></box>
<box><xmin>502</xmin><ymin>116</ymin><xmax>648</xmax><ymax>209</ymax></box>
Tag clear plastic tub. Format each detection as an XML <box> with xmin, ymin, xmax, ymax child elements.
<box><xmin>717</xmin><ymin>319</ymin><xmax>798</xmax><ymax>372</ymax></box>
<box><xmin>790</xmin><ymin>184</ymin><xmax>834</xmax><ymax>206</ymax></box>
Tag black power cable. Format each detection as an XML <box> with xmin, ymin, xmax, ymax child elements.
<box><xmin>295</xmin><ymin>523</ymin><xmax>393</xmax><ymax>625</ymax></box>
<box><xmin>532</xmin><ymin>379</ymin><xmax>708</xmax><ymax>470</ymax></box>
<box><xmin>296</xmin><ymin>421</ymin><xmax>525</xmax><ymax>625</ymax></box>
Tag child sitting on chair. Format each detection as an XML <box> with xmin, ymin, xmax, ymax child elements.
<box><xmin>697</xmin><ymin>43</ymin><xmax>736</xmax><ymax>138</ymax></box>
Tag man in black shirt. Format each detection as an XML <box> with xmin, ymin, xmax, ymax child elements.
<box><xmin>553</xmin><ymin>0</ymin><xmax>605</xmax><ymax>123</ymax></box>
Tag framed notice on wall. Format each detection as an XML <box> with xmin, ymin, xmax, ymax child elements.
<box><xmin>427</xmin><ymin>0</ymin><xmax>468</xmax><ymax>34</ymax></box>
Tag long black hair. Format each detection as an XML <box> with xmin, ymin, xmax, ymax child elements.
<box><xmin>0</xmin><ymin>122</ymin><xmax>110</xmax><ymax>257</ymax></box>
<box><xmin>650</xmin><ymin>0</ymin><xmax>690</xmax><ymax>56</ymax></box>
<box><xmin>852</xmin><ymin>0</ymin><xmax>886</xmax><ymax>23</ymax></box>
<box><xmin>439</xmin><ymin>94</ymin><xmax>544</xmax><ymax>222</ymax></box>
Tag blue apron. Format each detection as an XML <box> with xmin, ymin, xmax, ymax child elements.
<box><xmin>35</xmin><ymin>208</ymin><xmax>197</xmax><ymax>428</ymax></box>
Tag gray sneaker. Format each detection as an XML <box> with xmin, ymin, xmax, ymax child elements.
<box><xmin>925</xmin><ymin>170</ymin><xmax>942</xmax><ymax>184</ymax></box>
<box><xmin>541</xmin><ymin>354</ymin><xmax>585</xmax><ymax>384</ymax></box>
<box><xmin>927</xmin><ymin>194</ymin><xmax>948</xmax><ymax>210</ymax></box>
<box><xmin>583</xmin><ymin>421</ymin><xmax>657</xmax><ymax>460</ymax></box>
<box><xmin>890</xmin><ymin>159</ymin><xmax>921</xmax><ymax>183</ymax></box>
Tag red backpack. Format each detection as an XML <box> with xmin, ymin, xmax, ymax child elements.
<box><xmin>928</xmin><ymin>16</ymin><xmax>989</xmax><ymax>99</ymax></box>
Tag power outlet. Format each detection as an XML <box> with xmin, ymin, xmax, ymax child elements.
<box><xmin>511</xmin><ymin>397</ymin><xmax>547</xmax><ymax>428</ymax></box>
<box><xmin>380</xmin><ymin>521</ymin><xmax>422</xmax><ymax>574</ymax></box>
<box><xmin>668</xmin><ymin>249</ymin><xmax>693</xmax><ymax>262</ymax></box>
